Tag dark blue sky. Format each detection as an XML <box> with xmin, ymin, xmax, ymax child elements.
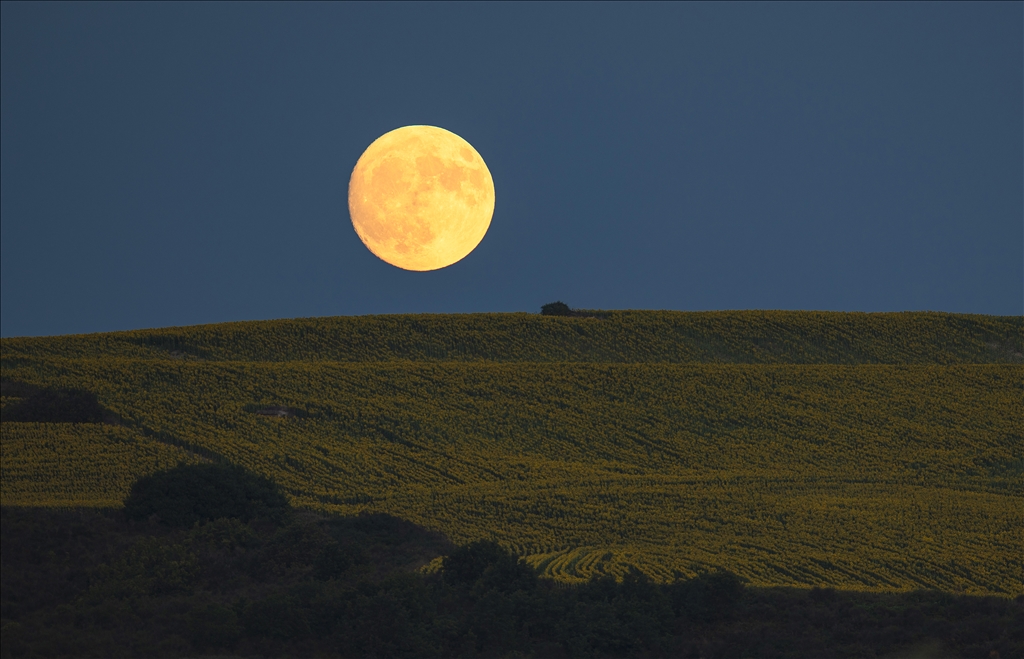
<box><xmin>2</xmin><ymin>3</ymin><xmax>1021</xmax><ymax>337</ymax></box>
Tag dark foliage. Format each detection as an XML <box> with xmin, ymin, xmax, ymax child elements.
<box><xmin>0</xmin><ymin>386</ymin><xmax>115</xmax><ymax>424</ymax></box>
<box><xmin>123</xmin><ymin>463</ymin><xmax>289</xmax><ymax>528</ymax></box>
<box><xmin>0</xmin><ymin>380</ymin><xmax>41</xmax><ymax>398</ymax></box>
<box><xmin>668</xmin><ymin>569</ymin><xmax>745</xmax><ymax>622</ymax></box>
<box><xmin>2</xmin><ymin>506</ymin><xmax>1020</xmax><ymax>659</ymax></box>
<box><xmin>442</xmin><ymin>540</ymin><xmax>536</xmax><ymax>592</ymax></box>
<box><xmin>539</xmin><ymin>302</ymin><xmax>609</xmax><ymax>319</ymax></box>
<box><xmin>314</xmin><ymin>542</ymin><xmax>354</xmax><ymax>580</ymax></box>
<box><xmin>541</xmin><ymin>301</ymin><xmax>573</xmax><ymax>316</ymax></box>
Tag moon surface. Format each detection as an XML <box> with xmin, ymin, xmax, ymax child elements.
<box><xmin>348</xmin><ymin>125</ymin><xmax>495</xmax><ymax>271</ymax></box>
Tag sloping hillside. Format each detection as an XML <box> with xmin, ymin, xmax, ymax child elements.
<box><xmin>2</xmin><ymin>311</ymin><xmax>1021</xmax><ymax>596</ymax></box>
<box><xmin>2</xmin><ymin>310</ymin><xmax>1021</xmax><ymax>363</ymax></box>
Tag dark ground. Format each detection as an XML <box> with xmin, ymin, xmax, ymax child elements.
<box><xmin>1</xmin><ymin>506</ymin><xmax>1020</xmax><ymax>659</ymax></box>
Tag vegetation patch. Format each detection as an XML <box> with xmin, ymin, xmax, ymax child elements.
<box><xmin>541</xmin><ymin>301</ymin><xmax>610</xmax><ymax>319</ymax></box>
<box><xmin>123</xmin><ymin>463</ymin><xmax>289</xmax><ymax>527</ymax></box>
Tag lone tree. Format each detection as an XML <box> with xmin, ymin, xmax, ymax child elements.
<box><xmin>540</xmin><ymin>301</ymin><xmax>572</xmax><ymax>316</ymax></box>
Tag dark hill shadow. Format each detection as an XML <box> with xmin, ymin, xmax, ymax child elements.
<box><xmin>1</xmin><ymin>381</ymin><xmax>119</xmax><ymax>424</ymax></box>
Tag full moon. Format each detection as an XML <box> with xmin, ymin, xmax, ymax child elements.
<box><xmin>348</xmin><ymin>125</ymin><xmax>495</xmax><ymax>271</ymax></box>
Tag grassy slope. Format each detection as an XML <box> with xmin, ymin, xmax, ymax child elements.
<box><xmin>2</xmin><ymin>311</ymin><xmax>1021</xmax><ymax>596</ymax></box>
<box><xmin>2</xmin><ymin>310</ymin><xmax>1021</xmax><ymax>363</ymax></box>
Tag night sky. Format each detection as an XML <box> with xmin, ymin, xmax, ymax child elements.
<box><xmin>2</xmin><ymin>3</ymin><xmax>1021</xmax><ymax>338</ymax></box>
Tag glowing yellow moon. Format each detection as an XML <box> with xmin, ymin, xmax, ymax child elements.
<box><xmin>348</xmin><ymin>125</ymin><xmax>495</xmax><ymax>271</ymax></box>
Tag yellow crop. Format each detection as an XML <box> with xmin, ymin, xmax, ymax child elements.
<box><xmin>0</xmin><ymin>423</ymin><xmax>202</xmax><ymax>507</ymax></box>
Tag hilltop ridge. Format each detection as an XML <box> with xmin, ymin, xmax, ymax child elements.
<box><xmin>2</xmin><ymin>310</ymin><xmax>1021</xmax><ymax>364</ymax></box>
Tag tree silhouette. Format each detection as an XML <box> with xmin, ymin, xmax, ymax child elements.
<box><xmin>541</xmin><ymin>301</ymin><xmax>572</xmax><ymax>316</ymax></box>
<box><xmin>124</xmin><ymin>463</ymin><xmax>289</xmax><ymax>527</ymax></box>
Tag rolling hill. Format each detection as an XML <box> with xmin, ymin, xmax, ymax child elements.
<box><xmin>2</xmin><ymin>310</ymin><xmax>1021</xmax><ymax>596</ymax></box>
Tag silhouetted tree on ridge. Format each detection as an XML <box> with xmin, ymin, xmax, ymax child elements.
<box><xmin>541</xmin><ymin>301</ymin><xmax>573</xmax><ymax>316</ymax></box>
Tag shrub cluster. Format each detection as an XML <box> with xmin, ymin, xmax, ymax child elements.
<box><xmin>123</xmin><ymin>463</ymin><xmax>289</xmax><ymax>527</ymax></box>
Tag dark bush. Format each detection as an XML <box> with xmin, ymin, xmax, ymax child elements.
<box><xmin>0</xmin><ymin>380</ymin><xmax>41</xmax><ymax>398</ymax></box>
<box><xmin>123</xmin><ymin>463</ymin><xmax>289</xmax><ymax>528</ymax></box>
<box><xmin>668</xmin><ymin>570</ymin><xmax>744</xmax><ymax>622</ymax></box>
<box><xmin>313</xmin><ymin>542</ymin><xmax>353</xmax><ymax>580</ymax></box>
<box><xmin>541</xmin><ymin>301</ymin><xmax>572</xmax><ymax>316</ymax></box>
<box><xmin>810</xmin><ymin>586</ymin><xmax>837</xmax><ymax>602</ymax></box>
<box><xmin>97</xmin><ymin>537</ymin><xmax>199</xmax><ymax>596</ymax></box>
<box><xmin>186</xmin><ymin>602</ymin><xmax>241</xmax><ymax>649</ymax></box>
<box><xmin>0</xmin><ymin>388</ymin><xmax>114</xmax><ymax>423</ymax></box>
<box><xmin>443</xmin><ymin>540</ymin><xmax>510</xmax><ymax>584</ymax></box>
<box><xmin>442</xmin><ymin>540</ymin><xmax>536</xmax><ymax>592</ymax></box>
<box><xmin>243</xmin><ymin>594</ymin><xmax>309</xmax><ymax>640</ymax></box>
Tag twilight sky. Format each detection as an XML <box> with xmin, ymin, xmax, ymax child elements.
<box><xmin>2</xmin><ymin>2</ymin><xmax>1021</xmax><ymax>338</ymax></box>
